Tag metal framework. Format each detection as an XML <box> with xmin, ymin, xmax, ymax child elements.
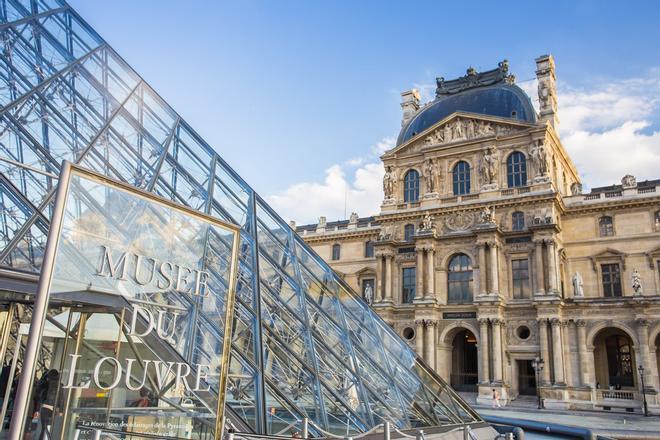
<box><xmin>0</xmin><ymin>0</ymin><xmax>482</xmax><ymax>436</ymax></box>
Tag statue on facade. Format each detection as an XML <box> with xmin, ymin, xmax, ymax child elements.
<box><xmin>529</xmin><ymin>140</ymin><xmax>549</xmax><ymax>177</ymax></box>
<box><xmin>383</xmin><ymin>166</ymin><xmax>397</xmax><ymax>199</ymax></box>
<box><xmin>465</xmin><ymin>119</ymin><xmax>475</xmax><ymax>139</ymax></box>
<box><xmin>478</xmin><ymin>206</ymin><xmax>495</xmax><ymax>224</ymax></box>
<box><xmin>420</xmin><ymin>213</ymin><xmax>435</xmax><ymax>232</ymax></box>
<box><xmin>479</xmin><ymin>146</ymin><xmax>499</xmax><ymax>187</ymax></box>
<box><xmin>363</xmin><ymin>283</ymin><xmax>374</xmax><ymax>305</ymax></box>
<box><xmin>570</xmin><ymin>182</ymin><xmax>583</xmax><ymax>195</ymax></box>
<box><xmin>443</xmin><ymin>123</ymin><xmax>452</xmax><ymax>143</ymax></box>
<box><xmin>621</xmin><ymin>174</ymin><xmax>637</xmax><ymax>189</ymax></box>
<box><xmin>538</xmin><ymin>77</ymin><xmax>555</xmax><ymax>111</ymax></box>
<box><xmin>423</xmin><ymin>159</ymin><xmax>438</xmax><ymax>193</ymax></box>
<box><xmin>631</xmin><ymin>269</ymin><xmax>643</xmax><ymax>295</ymax></box>
<box><xmin>572</xmin><ymin>272</ymin><xmax>584</xmax><ymax>297</ymax></box>
<box><xmin>349</xmin><ymin>212</ymin><xmax>359</xmax><ymax>224</ymax></box>
<box><xmin>453</xmin><ymin>119</ymin><xmax>465</xmax><ymax>140</ymax></box>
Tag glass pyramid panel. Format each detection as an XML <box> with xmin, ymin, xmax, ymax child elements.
<box><xmin>0</xmin><ymin>0</ymin><xmax>482</xmax><ymax>436</ymax></box>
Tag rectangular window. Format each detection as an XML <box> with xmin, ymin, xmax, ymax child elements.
<box><xmin>332</xmin><ymin>244</ymin><xmax>340</xmax><ymax>261</ymax></box>
<box><xmin>364</xmin><ymin>241</ymin><xmax>374</xmax><ymax>258</ymax></box>
<box><xmin>402</xmin><ymin>267</ymin><xmax>416</xmax><ymax>304</ymax></box>
<box><xmin>511</xmin><ymin>258</ymin><xmax>530</xmax><ymax>299</ymax></box>
<box><xmin>601</xmin><ymin>263</ymin><xmax>622</xmax><ymax>297</ymax></box>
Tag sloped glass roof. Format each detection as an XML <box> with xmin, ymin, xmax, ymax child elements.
<box><xmin>0</xmin><ymin>0</ymin><xmax>481</xmax><ymax>436</ymax></box>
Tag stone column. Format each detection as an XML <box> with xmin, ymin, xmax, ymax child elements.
<box><xmin>426</xmin><ymin>248</ymin><xmax>435</xmax><ymax>298</ymax></box>
<box><xmin>415</xmin><ymin>320</ymin><xmax>424</xmax><ymax>357</ymax></box>
<box><xmin>636</xmin><ymin>319</ymin><xmax>656</xmax><ymax>390</ymax></box>
<box><xmin>489</xmin><ymin>242</ymin><xmax>499</xmax><ymax>295</ymax></box>
<box><xmin>415</xmin><ymin>249</ymin><xmax>424</xmax><ymax>300</ymax></box>
<box><xmin>550</xmin><ymin>318</ymin><xmax>565</xmax><ymax>385</ymax></box>
<box><xmin>425</xmin><ymin>320</ymin><xmax>437</xmax><ymax>370</ymax></box>
<box><xmin>376</xmin><ymin>255</ymin><xmax>384</xmax><ymax>301</ymax></box>
<box><xmin>534</xmin><ymin>239</ymin><xmax>545</xmax><ymax>295</ymax></box>
<box><xmin>479</xmin><ymin>319</ymin><xmax>490</xmax><ymax>383</ymax></box>
<box><xmin>576</xmin><ymin>320</ymin><xmax>589</xmax><ymax>387</ymax></box>
<box><xmin>562</xmin><ymin>321</ymin><xmax>574</xmax><ymax>386</ymax></box>
<box><xmin>478</xmin><ymin>243</ymin><xmax>488</xmax><ymax>296</ymax></box>
<box><xmin>538</xmin><ymin>319</ymin><xmax>551</xmax><ymax>384</ymax></box>
<box><xmin>546</xmin><ymin>239</ymin><xmax>558</xmax><ymax>295</ymax></box>
<box><xmin>492</xmin><ymin>319</ymin><xmax>503</xmax><ymax>383</ymax></box>
<box><xmin>385</xmin><ymin>255</ymin><xmax>393</xmax><ymax>302</ymax></box>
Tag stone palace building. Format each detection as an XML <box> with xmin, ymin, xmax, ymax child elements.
<box><xmin>296</xmin><ymin>55</ymin><xmax>660</xmax><ymax>412</ymax></box>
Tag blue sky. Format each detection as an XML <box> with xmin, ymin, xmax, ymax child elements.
<box><xmin>70</xmin><ymin>0</ymin><xmax>660</xmax><ymax>223</ymax></box>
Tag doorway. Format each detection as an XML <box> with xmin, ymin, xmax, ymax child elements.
<box><xmin>517</xmin><ymin>359</ymin><xmax>537</xmax><ymax>396</ymax></box>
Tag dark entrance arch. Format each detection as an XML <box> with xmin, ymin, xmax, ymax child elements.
<box><xmin>450</xmin><ymin>329</ymin><xmax>478</xmax><ymax>392</ymax></box>
<box><xmin>594</xmin><ymin>328</ymin><xmax>636</xmax><ymax>389</ymax></box>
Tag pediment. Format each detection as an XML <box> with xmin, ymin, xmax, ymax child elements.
<box><xmin>387</xmin><ymin>112</ymin><xmax>535</xmax><ymax>156</ymax></box>
<box><xmin>589</xmin><ymin>248</ymin><xmax>627</xmax><ymax>271</ymax></box>
<box><xmin>355</xmin><ymin>267</ymin><xmax>376</xmax><ymax>276</ymax></box>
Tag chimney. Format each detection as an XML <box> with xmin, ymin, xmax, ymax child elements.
<box><xmin>535</xmin><ymin>54</ymin><xmax>558</xmax><ymax>128</ymax></box>
<box><xmin>400</xmin><ymin>89</ymin><xmax>421</xmax><ymax>126</ymax></box>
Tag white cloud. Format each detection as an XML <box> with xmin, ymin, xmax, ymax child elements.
<box><xmin>266</xmin><ymin>137</ymin><xmax>394</xmax><ymax>224</ymax></box>
<box><xmin>266</xmin><ymin>71</ymin><xmax>660</xmax><ymax>223</ymax></box>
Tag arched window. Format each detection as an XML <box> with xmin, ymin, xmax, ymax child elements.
<box><xmin>448</xmin><ymin>254</ymin><xmax>473</xmax><ymax>303</ymax></box>
<box><xmin>507</xmin><ymin>152</ymin><xmax>527</xmax><ymax>187</ymax></box>
<box><xmin>364</xmin><ymin>240</ymin><xmax>374</xmax><ymax>258</ymax></box>
<box><xmin>512</xmin><ymin>211</ymin><xmax>525</xmax><ymax>231</ymax></box>
<box><xmin>332</xmin><ymin>244</ymin><xmax>341</xmax><ymax>261</ymax></box>
<box><xmin>404</xmin><ymin>224</ymin><xmax>415</xmax><ymax>242</ymax></box>
<box><xmin>404</xmin><ymin>169</ymin><xmax>420</xmax><ymax>202</ymax></box>
<box><xmin>599</xmin><ymin>216</ymin><xmax>614</xmax><ymax>237</ymax></box>
<box><xmin>452</xmin><ymin>161</ymin><xmax>471</xmax><ymax>195</ymax></box>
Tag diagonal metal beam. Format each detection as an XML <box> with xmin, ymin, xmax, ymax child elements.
<box><xmin>0</xmin><ymin>6</ymin><xmax>69</xmax><ymax>32</ymax></box>
<box><xmin>0</xmin><ymin>43</ymin><xmax>106</xmax><ymax>119</ymax></box>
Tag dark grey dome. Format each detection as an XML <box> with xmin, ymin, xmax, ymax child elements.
<box><xmin>397</xmin><ymin>83</ymin><xmax>537</xmax><ymax>146</ymax></box>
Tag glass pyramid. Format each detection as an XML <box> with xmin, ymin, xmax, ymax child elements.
<box><xmin>0</xmin><ymin>0</ymin><xmax>482</xmax><ymax>436</ymax></box>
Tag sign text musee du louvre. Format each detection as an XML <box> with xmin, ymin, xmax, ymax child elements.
<box><xmin>62</xmin><ymin>245</ymin><xmax>215</xmax><ymax>393</ymax></box>
<box><xmin>9</xmin><ymin>162</ymin><xmax>240</xmax><ymax>439</ymax></box>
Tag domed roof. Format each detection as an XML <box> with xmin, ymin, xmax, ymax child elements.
<box><xmin>397</xmin><ymin>64</ymin><xmax>537</xmax><ymax>146</ymax></box>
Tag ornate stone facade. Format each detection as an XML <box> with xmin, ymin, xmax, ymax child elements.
<box><xmin>297</xmin><ymin>55</ymin><xmax>660</xmax><ymax>414</ymax></box>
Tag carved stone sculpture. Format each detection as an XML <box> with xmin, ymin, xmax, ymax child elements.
<box><xmin>479</xmin><ymin>146</ymin><xmax>499</xmax><ymax>188</ymax></box>
<box><xmin>444</xmin><ymin>212</ymin><xmax>475</xmax><ymax>232</ymax></box>
<box><xmin>420</xmin><ymin>213</ymin><xmax>435</xmax><ymax>232</ymax></box>
<box><xmin>631</xmin><ymin>269</ymin><xmax>643</xmax><ymax>295</ymax></box>
<box><xmin>363</xmin><ymin>283</ymin><xmax>374</xmax><ymax>305</ymax></box>
<box><xmin>621</xmin><ymin>174</ymin><xmax>637</xmax><ymax>189</ymax></box>
<box><xmin>570</xmin><ymin>182</ymin><xmax>583</xmax><ymax>195</ymax></box>
<box><xmin>423</xmin><ymin>159</ymin><xmax>438</xmax><ymax>194</ymax></box>
<box><xmin>349</xmin><ymin>212</ymin><xmax>359</xmax><ymax>224</ymax></box>
<box><xmin>477</xmin><ymin>206</ymin><xmax>495</xmax><ymax>224</ymax></box>
<box><xmin>572</xmin><ymin>272</ymin><xmax>584</xmax><ymax>297</ymax></box>
<box><xmin>383</xmin><ymin>166</ymin><xmax>397</xmax><ymax>200</ymax></box>
<box><xmin>529</xmin><ymin>140</ymin><xmax>549</xmax><ymax>178</ymax></box>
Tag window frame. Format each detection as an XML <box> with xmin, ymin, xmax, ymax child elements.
<box><xmin>452</xmin><ymin>161</ymin><xmax>471</xmax><ymax>195</ymax></box>
<box><xmin>404</xmin><ymin>224</ymin><xmax>415</xmax><ymax>242</ymax></box>
<box><xmin>364</xmin><ymin>240</ymin><xmax>374</xmax><ymax>258</ymax></box>
<box><xmin>511</xmin><ymin>211</ymin><xmax>525</xmax><ymax>231</ymax></box>
<box><xmin>599</xmin><ymin>216</ymin><xmax>614</xmax><ymax>237</ymax></box>
<box><xmin>331</xmin><ymin>243</ymin><xmax>341</xmax><ymax>261</ymax></box>
<box><xmin>511</xmin><ymin>257</ymin><xmax>531</xmax><ymax>299</ymax></box>
<box><xmin>507</xmin><ymin>151</ymin><xmax>528</xmax><ymax>188</ymax></box>
<box><xmin>447</xmin><ymin>253</ymin><xmax>474</xmax><ymax>303</ymax></box>
<box><xmin>401</xmin><ymin>267</ymin><xmax>416</xmax><ymax>304</ymax></box>
<box><xmin>601</xmin><ymin>263</ymin><xmax>622</xmax><ymax>297</ymax></box>
<box><xmin>403</xmin><ymin>169</ymin><xmax>420</xmax><ymax>203</ymax></box>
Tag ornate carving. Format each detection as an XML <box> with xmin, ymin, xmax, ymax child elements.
<box><xmin>631</xmin><ymin>268</ymin><xmax>643</xmax><ymax>295</ymax></box>
<box><xmin>419</xmin><ymin>213</ymin><xmax>435</xmax><ymax>233</ymax></box>
<box><xmin>621</xmin><ymin>174</ymin><xmax>637</xmax><ymax>189</ymax></box>
<box><xmin>570</xmin><ymin>182</ymin><xmax>583</xmax><ymax>195</ymax></box>
<box><xmin>492</xmin><ymin>318</ymin><xmax>505</xmax><ymax>327</ymax></box>
<box><xmin>377</xmin><ymin>224</ymin><xmax>398</xmax><ymax>241</ymax></box>
<box><xmin>575</xmin><ymin>319</ymin><xmax>586</xmax><ymax>327</ymax></box>
<box><xmin>424</xmin><ymin>319</ymin><xmax>437</xmax><ymax>328</ymax></box>
<box><xmin>529</xmin><ymin>139</ymin><xmax>549</xmax><ymax>179</ymax></box>
<box><xmin>383</xmin><ymin>166</ymin><xmax>397</xmax><ymax>200</ymax></box>
<box><xmin>435</xmin><ymin>61</ymin><xmax>513</xmax><ymax>97</ymax></box>
<box><xmin>479</xmin><ymin>146</ymin><xmax>499</xmax><ymax>188</ymax></box>
<box><xmin>349</xmin><ymin>212</ymin><xmax>359</xmax><ymax>224</ymax></box>
<box><xmin>444</xmin><ymin>211</ymin><xmax>475</xmax><ymax>232</ymax></box>
<box><xmin>317</xmin><ymin>216</ymin><xmax>327</xmax><ymax>229</ymax></box>
<box><xmin>423</xmin><ymin>159</ymin><xmax>438</xmax><ymax>194</ymax></box>
<box><xmin>363</xmin><ymin>283</ymin><xmax>374</xmax><ymax>305</ymax></box>
<box><xmin>572</xmin><ymin>272</ymin><xmax>584</xmax><ymax>297</ymax></box>
<box><xmin>538</xmin><ymin>76</ymin><xmax>556</xmax><ymax>112</ymax></box>
<box><xmin>421</xmin><ymin>117</ymin><xmax>516</xmax><ymax>148</ymax></box>
<box><xmin>477</xmin><ymin>206</ymin><xmax>496</xmax><ymax>225</ymax></box>
<box><xmin>550</xmin><ymin>318</ymin><xmax>561</xmax><ymax>327</ymax></box>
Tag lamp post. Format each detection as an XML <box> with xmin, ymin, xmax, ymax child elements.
<box><xmin>531</xmin><ymin>356</ymin><xmax>545</xmax><ymax>410</ymax></box>
<box><xmin>638</xmin><ymin>365</ymin><xmax>649</xmax><ymax>417</ymax></box>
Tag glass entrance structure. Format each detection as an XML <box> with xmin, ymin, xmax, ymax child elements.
<box><xmin>0</xmin><ymin>1</ymin><xmax>484</xmax><ymax>438</ymax></box>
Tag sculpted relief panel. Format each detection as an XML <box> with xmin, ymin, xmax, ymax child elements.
<box><xmin>422</xmin><ymin>117</ymin><xmax>522</xmax><ymax>148</ymax></box>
